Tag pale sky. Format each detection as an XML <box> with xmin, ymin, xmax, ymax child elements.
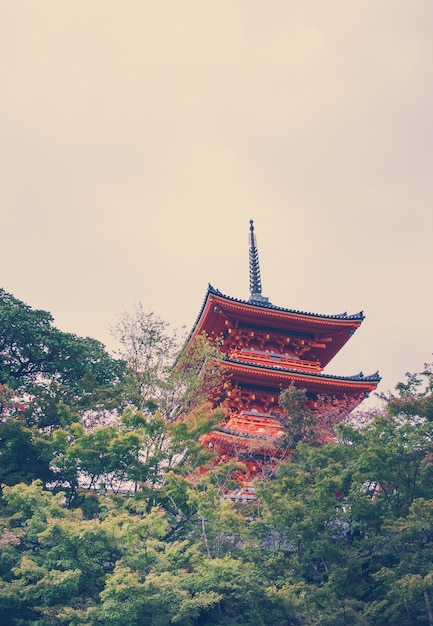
<box><xmin>1</xmin><ymin>1</ymin><xmax>433</xmax><ymax>403</ymax></box>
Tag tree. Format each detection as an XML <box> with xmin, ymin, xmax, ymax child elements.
<box><xmin>277</xmin><ymin>383</ymin><xmax>318</xmax><ymax>448</ymax></box>
<box><xmin>111</xmin><ymin>305</ymin><xmax>178</xmax><ymax>413</ymax></box>
<box><xmin>0</xmin><ymin>419</ymin><xmax>53</xmax><ymax>488</ymax></box>
<box><xmin>112</xmin><ymin>304</ymin><xmax>226</xmax><ymax>420</ymax></box>
<box><xmin>0</xmin><ymin>289</ymin><xmax>126</xmax><ymax>429</ymax></box>
<box><xmin>0</xmin><ymin>290</ymin><xmax>128</xmax><ymax>488</ymax></box>
<box><xmin>0</xmin><ymin>481</ymin><xmax>120</xmax><ymax>625</ymax></box>
<box><xmin>246</xmin><ymin>366</ymin><xmax>433</xmax><ymax>624</ymax></box>
<box><xmin>0</xmin><ymin>289</ymin><xmax>124</xmax><ymax>394</ymax></box>
<box><xmin>386</xmin><ymin>362</ymin><xmax>433</xmax><ymax>422</ymax></box>
<box><xmin>277</xmin><ymin>382</ymin><xmax>364</xmax><ymax>451</ymax></box>
<box><xmin>0</xmin><ymin>481</ymin><xmax>286</xmax><ymax>626</ymax></box>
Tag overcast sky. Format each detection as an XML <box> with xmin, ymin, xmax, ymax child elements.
<box><xmin>1</xmin><ymin>1</ymin><xmax>433</xmax><ymax>403</ymax></box>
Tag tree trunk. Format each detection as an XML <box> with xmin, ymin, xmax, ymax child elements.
<box><xmin>424</xmin><ymin>588</ymin><xmax>433</xmax><ymax>626</ymax></box>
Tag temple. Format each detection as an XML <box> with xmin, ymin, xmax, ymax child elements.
<box><xmin>189</xmin><ymin>220</ymin><xmax>380</xmax><ymax>477</ymax></box>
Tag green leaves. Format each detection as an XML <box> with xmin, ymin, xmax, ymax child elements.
<box><xmin>0</xmin><ymin>420</ymin><xmax>53</xmax><ymax>487</ymax></box>
<box><xmin>338</xmin><ymin>413</ymin><xmax>433</xmax><ymax>517</ymax></box>
<box><xmin>0</xmin><ymin>289</ymin><xmax>124</xmax><ymax>397</ymax></box>
<box><xmin>3</xmin><ymin>289</ymin><xmax>433</xmax><ymax>624</ymax></box>
<box><xmin>278</xmin><ymin>383</ymin><xmax>317</xmax><ymax>448</ymax></box>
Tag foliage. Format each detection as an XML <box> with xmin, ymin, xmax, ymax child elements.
<box><xmin>387</xmin><ymin>362</ymin><xmax>433</xmax><ymax>422</ymax></box>
<box><xmin>278</xmin><ymin>383</ymin><xmax>317</xmax><ymax>448</ymax></box>
<box><xmin>3</xmin><ymin>290</ymin><xmax>433</xmax><ymax>624</ymax></box>
<box><xmin>247</xmin><ymin>367</ymin><xmax>433</xmax><ymax>624</ymax></box>
<box><xmin>0</xmin><ymin>481</ymin><xmax>294</xmax><ymax>625</ymax></box>
<box><xmin>0</xmin><ymin>290</ymin><xmax>127</xmax><ymax>488</ymax></box>
<box><xmin>49</xmin><ymin>403</ymin><xmax>225</xmax><ymax>501</ymax></box>
<box><xmin>112</xmin><ymin>304</ymin><xmax>226</xmax><ymax>421</ymax></box>
<box><xmin>111</xmin><ymin>305</ymin><xmax>178</xmax><ymax>414</ymax></box>
<box><xmin>0</xmin><ymin>292</ymin><xmax>227</xmax><ymax>500</ymax></box>
<box><xmin>0</xmin><ymin>288</ymin><xmax>124</xmax><ymax>407</ymax></box>
<box><xmin>278</xmin><ymin>382</ymin><xmax>365</xmax><ymax>450</ymax></box>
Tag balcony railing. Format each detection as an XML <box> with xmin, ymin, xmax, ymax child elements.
<box><xmin>228</xmin><ymin>349</ymin><xmax>322</xmax><ymax>372</ymax></box>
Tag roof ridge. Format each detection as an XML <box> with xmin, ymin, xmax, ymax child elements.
<box><xmin>207</xmin><ymin>285</ymin><xmax>364</xmax><ymax>321</ymax></box>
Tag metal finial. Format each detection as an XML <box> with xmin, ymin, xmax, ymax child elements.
<box><xmin>248</xmin><ymin>220</ymin><xmax>269</xmax><ymax>304</ymax></box>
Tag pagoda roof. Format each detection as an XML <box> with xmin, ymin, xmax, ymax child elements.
<box><xmin>205</xmin><ymin>284</ymin><xmax>365</xmax><ymax>321</ymax></box>
<box><xmin>190</xmin><ymin>285</ymin><xmax>366</xmax><ymax>367</ymax></box>
<box><xmin>223</xmin><ymin>356</ymin><xmax>381</xmax><ymax>397</ymax></box>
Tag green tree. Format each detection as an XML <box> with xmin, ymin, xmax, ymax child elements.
<box><xmin>0</xmin><ymin>289</ymin><xmax>124</xmax><ymax>397</ymax></box>
<box><xmin>0</xmin><ymin>481</ymin><xmax>121</xmax><ymax>624</ymax></box>
<box><xmin>0</xmin><ymin>290</ymin><xmax>128</xmax><ymax>488</ymax></box>
<box><xmin>387</xmin><ymin>362</ymin><xmax>433</xmax><ymax>422</ymax></box>
<box><xmin>0</xmin><ymin>420</ymin><xmax>52</xmax><ymax>488</ymax></box>
<box><xmin>247</xmin><ymin>367</ymin><xmax>433</xmax><ymax>625</ymax></box>
<box><xmin>278</xmin><ymin>383</ymin><xmax>317</xmax><ymax>448</ymax></box>
<box><xmin>112</xmin><ymin>304</ymin><xmax>225</xmax><ymax>420</ymax></box>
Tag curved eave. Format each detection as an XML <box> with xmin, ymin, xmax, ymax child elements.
<box><xmin>189</xmin><ymin>286</ymin><xmax>365</xmax><ymax>366</ymax></box>
<box><xmin>223</xmin><ymin>358</ymin><xmax>381</xmax><ymax>396</ymax></box>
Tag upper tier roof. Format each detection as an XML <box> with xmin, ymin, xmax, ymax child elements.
<box><xmin>207</xmin><ymin>285</ymin><xmax>365</xmax><ymax>321</ymax></box>
<box><xmin>190</xmin><ymin>285</ymin><xmax>366</xmax><ymax>368</ymax></box>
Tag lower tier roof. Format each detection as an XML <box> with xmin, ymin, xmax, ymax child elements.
<box><xmin>223</xmin><ymin>357</ymin><xmax>381</xmax><ymax>397</ymax></box>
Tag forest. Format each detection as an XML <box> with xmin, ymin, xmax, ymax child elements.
<box><xmin>1</xmin><ymin>287</ymin><xmax>433</xmax><ymax>625</ymax></box>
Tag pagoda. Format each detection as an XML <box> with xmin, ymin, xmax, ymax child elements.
<box><xmin>189</xmin><ymin>220</ymin><xmax>380</xmax><ymax>477</ymax></box>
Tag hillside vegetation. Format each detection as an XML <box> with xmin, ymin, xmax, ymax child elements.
<box><xmin>1</xmin><ymin>289</ymin><xmax>433</xmax><ymax>625</ymax></box>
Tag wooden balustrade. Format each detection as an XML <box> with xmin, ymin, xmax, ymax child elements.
<box><xmin>229</xmin><ymin>349</ymin><xmax>322</xmax><ymax>372</ymax></box>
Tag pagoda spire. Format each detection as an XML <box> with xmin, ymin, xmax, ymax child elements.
<box><xmin>249</xmin><ymin>219</ymin><xmax>269</xmax><ymax>304</ymax></box>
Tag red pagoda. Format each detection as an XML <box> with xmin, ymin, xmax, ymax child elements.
<box><xmin>189</xmin><ymin>220</ymin><xmax>380</xmax><ymax>477</ymax></box>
